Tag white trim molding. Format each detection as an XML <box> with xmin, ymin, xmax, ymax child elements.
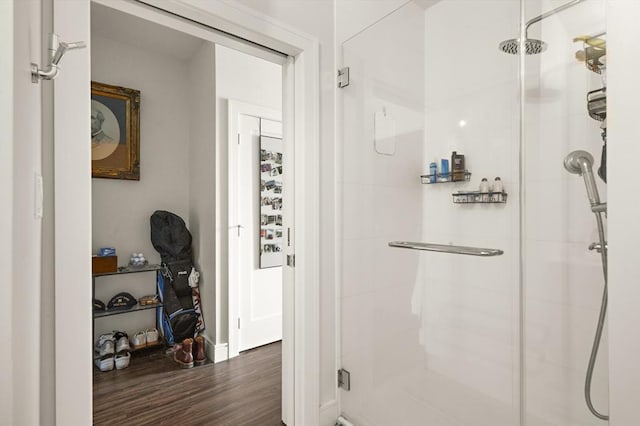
<box><xmin>212</xmin><ymin>342</ymin><xmax>228</xmax><ymax>363</ymax></box>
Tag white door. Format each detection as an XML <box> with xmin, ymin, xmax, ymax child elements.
<box><xmin>232</xmin><ymin>109</ymin><xmax>283</xmax><ymax>352</ymax></box>
<box><xmin>52</xmin><ymin>1</ymin><xmax>93</xmax><ymax>425</ymax></box>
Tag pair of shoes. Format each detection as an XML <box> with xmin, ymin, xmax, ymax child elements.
<box><xmin>173</xmin><ymin>338</ymin><xmax>194</xmax><ymax>369</ymax></box>
<box><xmin>172</xmin><ymin>336</ymin><xmax>207</xmax><ymax>368</ymax></box>
<box><xmin>113</xmin><ymin>331</ymin><xmax>131</xmax><ymax>370</ymax></box>
<box><xmin>193</xmin><ymin>335</ymin><xmax>206</xmax><ymax>366</ymax></box>
<box><xmin>130</xmin><ymin>328</ymin><xmax>159</xmax><ymax>349</ymax></box>
<box><xmin>94</xmin><ymin>331</ymin><xmax>131</xmax><ymax>371</ymax></box>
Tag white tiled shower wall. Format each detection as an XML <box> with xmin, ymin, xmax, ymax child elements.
<box><xmin>340</xmin><ymin>0</ymin><xmax>608</xmax><ymax>425</ymax></box>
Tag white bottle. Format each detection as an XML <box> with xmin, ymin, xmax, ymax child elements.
<box><xmin>479</xmin><ymin>178</ymin><xmax>489</xmax><ymax>202</ymax></box>
<box><xmin>492</xmin><ymin>177</ymin><xmax>503</xmax><ymax>202</ymax></box>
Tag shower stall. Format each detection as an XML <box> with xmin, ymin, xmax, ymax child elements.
<box><xmin>338</xmin><ymin>0</ymin><xmax>608</xmax><ymax>425</ymax></box>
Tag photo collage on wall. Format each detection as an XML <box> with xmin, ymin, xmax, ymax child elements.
<box><xmin>259</xmin><ymin>129</ymin><xmax>283</xmax><ymax>269</ymax></box>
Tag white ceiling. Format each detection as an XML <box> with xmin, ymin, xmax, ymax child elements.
<box><xmin>91</xmin><ymin>3</ymin><xmax>204</xmax><ymax>61</ymax></box>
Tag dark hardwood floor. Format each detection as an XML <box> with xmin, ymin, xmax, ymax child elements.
<box><xmin>93</xmin><ymin>341</ymin><xmax>282</xmax><ymax>426</ymax></box>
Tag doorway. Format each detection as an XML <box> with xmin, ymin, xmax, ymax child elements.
<box><xmin>227</xmin><ymin>103</ymin><xmax>284</xmax><ymax>357</ymax></box>
<box><xmin>54</xmin><ymin>0</ymin><xmax>320</xmax><ymax>424</ymax></box>
<box><xmin>87</xmin><ymin>1</ymin><xmax>293</xmax><ymax>424</ymax></box>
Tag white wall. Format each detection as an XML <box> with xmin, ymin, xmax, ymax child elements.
<box><xmin>188</xmin><ymin>41</ymin><xmax>217</xmax><ymax>350</ymax></box>
<box><xmin>336</xmin><ymin>0</ymin><xmax>408</xmax><ymax>43</ymax></box>
<box><xmin>1</xmin><ymin>1</ymin><xmax>15</xmax><ymax>424</ymax></box>
<box><xmin>215</xmin><ymin>44</ymin><xmax>282</xmax><ymax>348</ymax></box>
<box><xmin>91</xmin><ymin>34</ymin><xmax>194</xmax><ymax>338</ymax></box>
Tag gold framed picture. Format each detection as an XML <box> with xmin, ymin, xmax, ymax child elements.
<box><xmin>91</xmin><ymin>81</ymin><xmax>140</xmax><ymax>180</ymax></box>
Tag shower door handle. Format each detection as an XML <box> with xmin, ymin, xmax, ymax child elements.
<box><xmin>388</xmin><ymin>241</ymin><xmax>504</xmax><ymax>257</ymax></box>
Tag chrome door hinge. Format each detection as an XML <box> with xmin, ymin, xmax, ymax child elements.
<box><xmin>237</xmin><ymin>318</ymin><xmax>241</xmax><ymax>329</ymax></box>
<box><xmin>338</xmin><ymin>368</ymin><xmax>351</xmax><ymax>391</ymax></box>
<box><xmin>286</xmin><ymin>254</ymin><xmax>295</xmax><ymax>267</ymax></box>
<box><xmin>338</xmin><ymin>67</ymin><xmax>350</xmax><ymax>88</ymax></box>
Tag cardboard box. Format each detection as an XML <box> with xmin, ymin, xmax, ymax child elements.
<box><xmin>92</xmin><ymin>255</ymin><xmax>117</xmax><ymax>274</ymax></box>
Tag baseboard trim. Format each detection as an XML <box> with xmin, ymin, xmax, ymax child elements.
<box><xmin>213</xmin><ymin>342</ymin><xmax>228</xmax><ymax>363</ymax></box>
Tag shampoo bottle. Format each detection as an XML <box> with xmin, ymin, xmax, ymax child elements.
<box><xmin>451</xmin><ymin>151</ymin><xmax>465</xmax><ymax>181</ymax></box>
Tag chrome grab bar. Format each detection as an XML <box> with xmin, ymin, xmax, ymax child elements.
<box><xmin>388</xmin><ymin>241</ymin><xmax>504</xmax><ymax>257</ymax></box>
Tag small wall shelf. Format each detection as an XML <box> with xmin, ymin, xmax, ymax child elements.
<box><xmin>452</xmin><ymin>191</ymin><xmax>508</xmax><ymax>204</ymax></box>
<box><xmin>93</xmin><ymin>302</ymin><xmax>163</xmax><ymax>319</ymax></box>
<box><xmin>421</xmin><ymin>171</ymin><xmax>471</xmax><ymax>184</ymax></box>
<box><xmin>93</xmin><ymin>263</ymin><xmax>162</xmax><ymax>277</ymax></box>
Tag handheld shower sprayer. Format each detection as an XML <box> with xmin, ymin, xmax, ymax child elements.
<box><xmin>564</xmin><ymin>150</ymin><xmax>605</xmax><ymax>212</ymax></box>
<box><xmin>564</xmin><ymin>149</ymin><xmax>609</xmax><ymax>421</ymax></box>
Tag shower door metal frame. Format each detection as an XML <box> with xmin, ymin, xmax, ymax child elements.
<box><xmin>518</xmin><ymin>0</ymin><xmax>527</xmax><ymax>424</ymax></box>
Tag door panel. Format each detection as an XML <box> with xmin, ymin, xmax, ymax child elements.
<box><xmin>11</xmin><ymin>1</ymin><xmax>43</xmax><ymax>424</ymax></box>
<box><xmin>53</xmin><ymin>0</ymin><xmax>92</xmax><ymax>424</ymax></box>
<box><xmin>339</xmin><ymin>2</ymin><xmax>520</xmax><ymax>425</ymax></box>
<box><xmin>236</xmin><ymin>113</ymin><xmax>283</xmax><ymax>352</ymax></box>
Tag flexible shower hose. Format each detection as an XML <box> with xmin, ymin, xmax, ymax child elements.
<box><xmin>585</xmin><ymin>211</ymin><xmax>608</xmax><ymax>421</ymax></box>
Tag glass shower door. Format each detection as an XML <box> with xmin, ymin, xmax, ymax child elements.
<box><xmin>339</xmin><ymin>1</ymin><xmax>521</xmax><ymax>425</ymax></box>
<box><xmin>522</xmin><ymin>0</ymin><xmax>609</xmax><ymax>425</ymax></box>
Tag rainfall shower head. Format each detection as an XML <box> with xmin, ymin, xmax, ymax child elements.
<box><xmin>499</xmin><ymin>0</ymin><xmax>585</xmax><ymax>55</ymax></box>
<box><xmin>499</xmin><ymin>38</ymin><xmax>547</xmax><ymax>55</ymax></box>
<box><xmin>564</xmin><ymin>150</ymin><xmax>601</xmax><ymax>207</ymax></box>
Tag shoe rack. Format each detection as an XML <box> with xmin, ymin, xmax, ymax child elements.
<box><xmin>92</xmin><ymin>264</ymin><xmax>164</xmax><ymax>319</ymax></box>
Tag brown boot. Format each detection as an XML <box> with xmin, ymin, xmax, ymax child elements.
<box><xmin>173</xmin><ymin>338</ymin><xmax>194</xmax><ymax>369</ymax></box>
<box><xmin>193</xmin><ymin>335</ymin><xmax>206</xmax><ymax>366</ymax></box>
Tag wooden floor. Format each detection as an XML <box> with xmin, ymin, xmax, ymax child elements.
<box><xmin>93</xmin><ymin>341</ymin><xmax>282</xmax><ymax>426</ymax></box>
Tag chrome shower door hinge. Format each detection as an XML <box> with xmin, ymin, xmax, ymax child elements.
<box><xmin>286</xmin><ymin>254</ymin><xmax>295</xmax><ymax>267</ymax></box>
<box><xmin>338</xmin><ymin>67</ymin><xmax>350</xmax><ymax>88</ymax></box>
<box><xmin>338</xmin><ymin>368</ymin><xmax>351</xmax><ymax>391</ymax></box>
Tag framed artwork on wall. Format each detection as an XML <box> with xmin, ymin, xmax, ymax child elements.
<box><xmin>259</xmin><ymin>133</ymin><xmax>283</xmax><ymax>268</ymax></box>
<box><xmin>91</xmin><ymin>81</ymin><xmax>140</xmax><ymax>180</ymax></box>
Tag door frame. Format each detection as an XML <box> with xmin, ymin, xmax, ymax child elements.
<box><xmin>53</xmin><ymin>1</ymin><xmax>320</xmax><ymax>425</ymax></box>
<box><xmin>227</xmin><ymin>100</ymin><xmax>283</xmax><ymax>359</ymax></box>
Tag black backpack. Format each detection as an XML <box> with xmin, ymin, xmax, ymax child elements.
<box><xmin>150</xmin><ymin>210</ymin><xmax>198</xmax><ymax>345</ymax></box>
